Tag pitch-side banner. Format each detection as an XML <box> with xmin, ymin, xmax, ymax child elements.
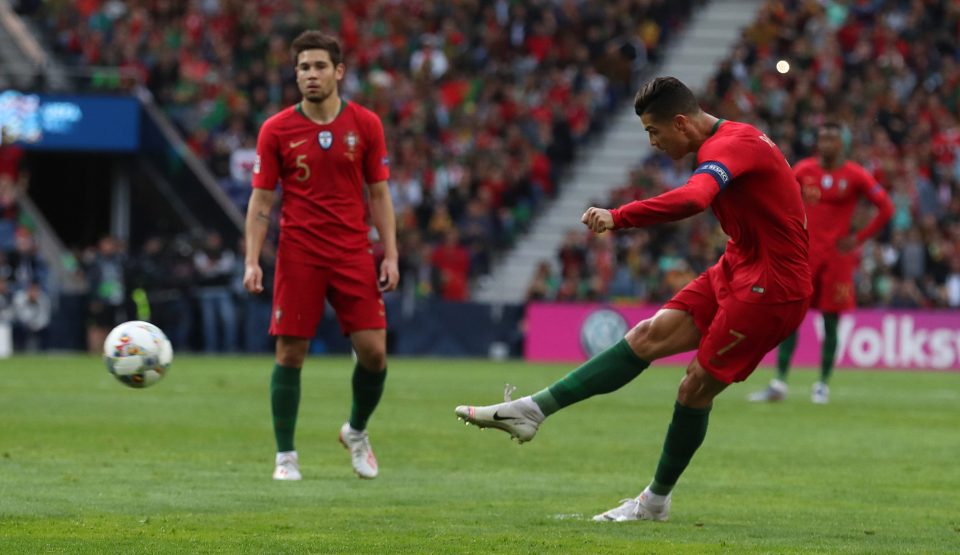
<box><xmin>525</xmin><ymin>303</ymin><xmax>960</xmax><ymax>370</ymax></box>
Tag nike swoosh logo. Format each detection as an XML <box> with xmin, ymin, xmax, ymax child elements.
<box><xmin>289</xmin><ymin>139</ymin><xmax>308</xmax><ymax>148</ymax></box>
<box><xmin>492</xmin><ymin>411</ymin><xmax>515</xmax><ymax>421</ymax></box>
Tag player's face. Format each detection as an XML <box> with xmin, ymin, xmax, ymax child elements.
<box><xmin>817</xmin><ymin>128</ymin><xmax>842</xmax><ymax>161</ymax></box>
<box><xmin>641</xmin><ymin>113</ymin><xmax>689</xmax><ymax>160</ymax></box>
<box><xmin>296</xmin><ymin>49</ymin><xmax>344</xmax><ymax>104</ymax></box>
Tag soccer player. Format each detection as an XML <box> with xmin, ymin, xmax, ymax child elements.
<box><xmin>455</xmin><ymin>77</ymin><xmax>812</xmax><ymax>521</ymax></box>
<box><xmin>243</xmin><ymin>31</ymin><xmax>398</xmax><ymax>481</ymax></box>
<box><xmin>749</xmin><ymin>122</ymin><xmax>893</xmax><ymax>404</ymax></box>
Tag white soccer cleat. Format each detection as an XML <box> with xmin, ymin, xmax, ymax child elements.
<box><xmin>272</xmin><ymin>451</ymin><xmax>302</xmax><ymax>481</ymax></box>
<box><xmin>747</xmin><ymin>378</ymin><xmax>788</xmax><ymax>402</ymax></box>
<box><xmin>811</xmin><ymin>381</ymin><xmax>830</xmax><ymax>404</ymax></box>
<box><xmin>339</xmin><ymin>422</ymin><xmax>379</xmax><ymax>479</ymax></box>
<box><xmin>454</xmin><ymin>393</ymin><xmax>544</xmax><ymax>444</ymax></box>
<box><xmin>592</xmin><ymin>490</ymin><xmax>671</xmax><ymax>522</ymax></box>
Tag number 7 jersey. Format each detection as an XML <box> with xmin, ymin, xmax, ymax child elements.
<box><xmin>252</xmin><ymin>100</ymin><xmax>390</xmax><ymax>265</ymax></box>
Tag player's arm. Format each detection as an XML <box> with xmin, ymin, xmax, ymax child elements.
<box><xmin>367</xmin><ymin>180</ymin><xmax>399</xmax><ymax>292</ymax></box>
<box><xmin>243</xmin><ymin>124</ymin><xmax>280</xmax><ymax>294</ymax></box>
<box><xmin>363</xmin><ymin>113</ymin><xmax>398</xmax><ymax>292</ymax></box>
<box><xmin>852</xmin><ymin>177</ymin><xmax>894</xmax><ymax>246</ymax></box>
<box><xmin>244</xmin><ymin>188</ymin><xmax>275</xmax><ymax>293</ymax></box>
<box><xmin>583</xmin><ymin>170</ymin><xmax>720</xmax><ymax>233</ymax></box>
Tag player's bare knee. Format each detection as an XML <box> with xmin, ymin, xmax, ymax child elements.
<box><xmin>276</xmin><ymin>337</ymin><xmax>308</xmax><ymax>368</ymax></box>
<box><xmin>357</xmin><ymin>348</ymin><xmax>386</xmax><ymax>371</ymax></box>
<box><xmin>276</xmin><ymin>352</ymin><xmax>306</xmax><ymax>368</ymax></box>
<box><xmin>677</xmin><ymin>364</ymin><xmax>726</xmax><ymax>408</ymax></box>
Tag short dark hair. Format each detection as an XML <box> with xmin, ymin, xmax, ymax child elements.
<box><xmin>634</xmin><ymin>77</ymin><xmax>700</xmax><ymax>121</ymax></box>
<box><xmin>291</xmin><ymin>31</ymin><xmax>342</xmax><ymax>66</ymax></box>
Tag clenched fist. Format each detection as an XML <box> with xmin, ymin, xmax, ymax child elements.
<box><xmin>581</xmin><ymin>207</ymin><xmax>614</xmax><ymax>234</ymax></box>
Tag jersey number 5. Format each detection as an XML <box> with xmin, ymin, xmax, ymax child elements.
<box><xmin>295</xmin><ymin>154</ymin><xmax>311</xmax><ymax>182</ymax></box>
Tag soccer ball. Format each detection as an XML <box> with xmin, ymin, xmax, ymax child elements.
<box><xmin>103</xmin><ymin>321</ymin><xmax>173</xmax><ymax>388</ymax></box>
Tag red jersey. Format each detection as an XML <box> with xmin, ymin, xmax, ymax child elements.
<box><xmin>252</xmin><ymin>100</ymin><xmax>390</xmax><ymax>265</ymax></box>
<box><xmin>610</xmin><ymin>120</ymin><xmax>811</xmax><ymax>304</ymax></box>
<box><xmin>794</xmin><ymin>157</ymin><xmax>893</xmax><ymax>256</ymax></box>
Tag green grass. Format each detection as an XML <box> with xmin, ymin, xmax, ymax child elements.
<box><xmin>0</xmin><ymin>355</ymin><xmax>958</xmax><ymax>554</ymax></box>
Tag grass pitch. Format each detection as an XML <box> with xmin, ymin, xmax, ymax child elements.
<box><xmin>1</xmin><ymin>355</ymin><xmax>958</xmax><ymax>554</ymax></box>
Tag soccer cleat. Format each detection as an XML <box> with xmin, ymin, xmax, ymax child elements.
<box><xmin>339</xmin><ymin>422</ymin><xmax>378</xmax><ymax>479</ymax></box>
<box><xmin>454</xmin><ymin>391</ymin><xmax>544</xmax><ymax>444</ymax></box>
<box><xmin>811</xmin><ymin>381</ymin><xmax>830</xmax><ymax>404</ymax></box>
<box><xmin>747</xmin><ymin>378</ymin><xmax>788</xmax><ymax>402</ymax></box>
<box><xmin>592</xmin><ymin>490</ymin><xmax>671</xmax><ymax>522</ymax></box>
<box><xmin>272</xmin><ymin>451</ymin><xmax>302</xmax><ymax>481</ymax></box>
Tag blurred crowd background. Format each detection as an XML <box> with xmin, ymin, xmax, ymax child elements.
<box><xmin>527</xmin><ymin>0</ymin><xmax>960</xmax><ymax>311</ymax></box>
<box><xmin>2</xmin><ymin>0</ymin><xmax>958</xmax><ymax>354</ymax></box>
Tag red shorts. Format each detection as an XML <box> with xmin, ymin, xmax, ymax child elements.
<box><xmin>664</xmin><ymin>266</ymin><xmax>810</xmax><ymax>384</ymax></box>
<box><xmin>270</xmin><ymin>254</ymin><xmax>385</xmax><ymax>338</ymax></box>
<box><xmin>809</xmin><ymin>252</ymin><xmax>856</xmax><ymax>313</ymax></box>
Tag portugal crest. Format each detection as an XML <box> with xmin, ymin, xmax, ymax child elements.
<box><xmin>318</xmin><ymin>130</ymin><xmax>333</xmax><ymax>150</ymax></box>
<box><xmin>344</xmin><ymin>131</ymin><xmax>358</xmax><ymax>160</ymax></box>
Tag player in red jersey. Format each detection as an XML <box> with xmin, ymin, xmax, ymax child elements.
<box><xmin>749</xmin><ymin>122</ymin><xmax>893</xmax><ymax>405</ymax></box>
<box><xmin>455</xmin><ymin>77</ymin><xmax>812</xmax><ymax>521</ymax></box>
<box><xmin>243</xmin><ymin>31</ymin><xmax>398</xmax><ymax>481</ymax></box>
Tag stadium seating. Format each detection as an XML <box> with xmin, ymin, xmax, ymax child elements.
<box><xmin>537</xmin><ymin>0</ymin><xmax>960</xmax><ymax>309</ymax></box>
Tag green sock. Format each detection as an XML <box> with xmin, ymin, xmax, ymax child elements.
<box><xmin>271</xmin><ymin>364</ymin><xmax>301</xmax><ymax>453</ymax></box>
<box><xmin>531</xmin><ymin>339</ymin><xmax>649</xmax><ymax>416</ymax></box>
<box><xmin>820</xmin><ymin>313</ymin><xmax>839</xmax><ymax>384</ymax></box>
<box><xmin>349</xmin><ymin>363</ymin><xmax>386</xmax><ymax>431</ymax></box>
<box><xmin>650</xmin><ymin>402</ymin><xmax>711</xmax><ymax>495</ymax></box>
<box><xmin>775</xmin><ymin>332</ymin><xmax>797</xmax><ymax>382</ymax></box>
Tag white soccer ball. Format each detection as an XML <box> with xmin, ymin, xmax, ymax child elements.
<box><xmin>103</xmin><ymin>321</ymin><xmax>173</xmax><ymax>388</ymax></box>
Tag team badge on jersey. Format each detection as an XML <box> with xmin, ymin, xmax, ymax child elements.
<box><xmin>318</xmin><ymin>130</ymin><xmax>333</xmax><ymax>150</ymax></box>
<box><xmin>822</xmin><ymin>175</ymin><xmax>833</xmax><ymax>189</ymax></box>
<box><xmin>345</xmin><ymin>131</ymin><xmax>358</xmax><ymax>151</ymax></box>
<box><xmin>344</xmin><ymin>131</ymin><xmax>358</xmax><ymax>160</ymax></box>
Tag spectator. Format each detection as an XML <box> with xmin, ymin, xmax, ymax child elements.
<box><xmin>193</xmin><ymin>230</ymin><xmax>238</xmax><ymax>352</ymax></box>
<box><xmin>526</xmin><ymin>260</ymin><xmax>558</xmax><ymax>301</ymax></box>
<box><xmin>13</xmin><ymin>281</ymin><xmax>51</xmax><ymax>352</ymax></box>
<box><xmin>129</xmin><ymin>236</ymin><xmax>193</xmax><ymax>352</ymax></box>
<box><xmin>84</xmin><ymin>236</ymin><xmax>126</xmax><ymax>354</ymax></box>
<box><xmin>431</xmin><ymin>228</ymin><xmax>470</xmax><ymax>302</ymax></box>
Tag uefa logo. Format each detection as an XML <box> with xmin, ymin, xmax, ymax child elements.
<box><xmin>580</xmin><ymin>309</ymin><xmax>629</xmax><ymax>357</ymax></box>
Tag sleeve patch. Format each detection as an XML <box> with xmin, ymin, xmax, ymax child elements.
<box><xmin>693</xmin><ymin>160</ymin><xmax>732</xmax><ymax>189</ymax></box>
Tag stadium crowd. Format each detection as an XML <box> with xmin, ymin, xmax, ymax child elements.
<box><xmin>529</xmin><ymin>0</ymin><xmax>960</xmax><ymax>310</ymax></box>
<box><xmin>0</xmin><ymin>129</ymin><xmax>51</xmax><ymax>353</ymax></box>
<box><xmin>33</xmin><ymin>0</ymin><xmax>698</xmax><ymax>305</ymax></box>
<box><xmin>13</xmin><ymin>0</ymin><xmax>960</xmax><ymax>355</ymax></box>
<box><xmin>13</xmin><ymin>0</ymin><xmax>701</xmax><ymax>352</ymax></box>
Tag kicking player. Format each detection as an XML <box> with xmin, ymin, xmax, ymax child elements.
<box><xmin>243</xmin><ymin>31</ymin><xmax>398</xmax><ymax>481</ymax></box>
<box><xmin>455</xmin><ymin>77</ymin><xmax>812</xmax><ymax>521</ymax></box>
<box><xmin>749</xmin><ymin>122</ymin><xmax>893</xmax><ymax>404</ymax></box>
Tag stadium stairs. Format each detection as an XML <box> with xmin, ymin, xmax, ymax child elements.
<box><xmin>474</xmin><ymin>0</ymin><xmax>763</xmax><ymax>304</ymax></box>
<box><xmin>0</xmin><ymin>3</ymin><xmax>245</xmax><ymax>297</ymax></box>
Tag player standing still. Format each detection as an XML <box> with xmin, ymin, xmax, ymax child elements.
<box><xmin>749</xmin><ymin>123</ymin><xmax>893</xmax><ymax>404</ymax></box>
<box><xmin>243</xmin><ymin>31</ymin><xmax>398</xmax><ymax>481</ymax></box>
<box><xmin>455</xmin><ymin>77</ymin><xmax>812</xmax><ymax>521</ymax></box>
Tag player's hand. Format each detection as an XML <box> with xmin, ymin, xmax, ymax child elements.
<box><xmin>836</xmin><ymin>235</ymin><xmax>857</xmax><ymax>253</ymax></box>
<box><xmin>379</xmin><ymin>256</ymin><xmax>399</xmax><ymax>292</ymax></box>
<box><xmin>243</xmin><ymin>263</ymin><xmax>264</xmax><ymax>294</ymax></box>
<box><xmin>581</xmin><ymin>207</ymin><xmax>614</xmax><ymax>234</ymax></box>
